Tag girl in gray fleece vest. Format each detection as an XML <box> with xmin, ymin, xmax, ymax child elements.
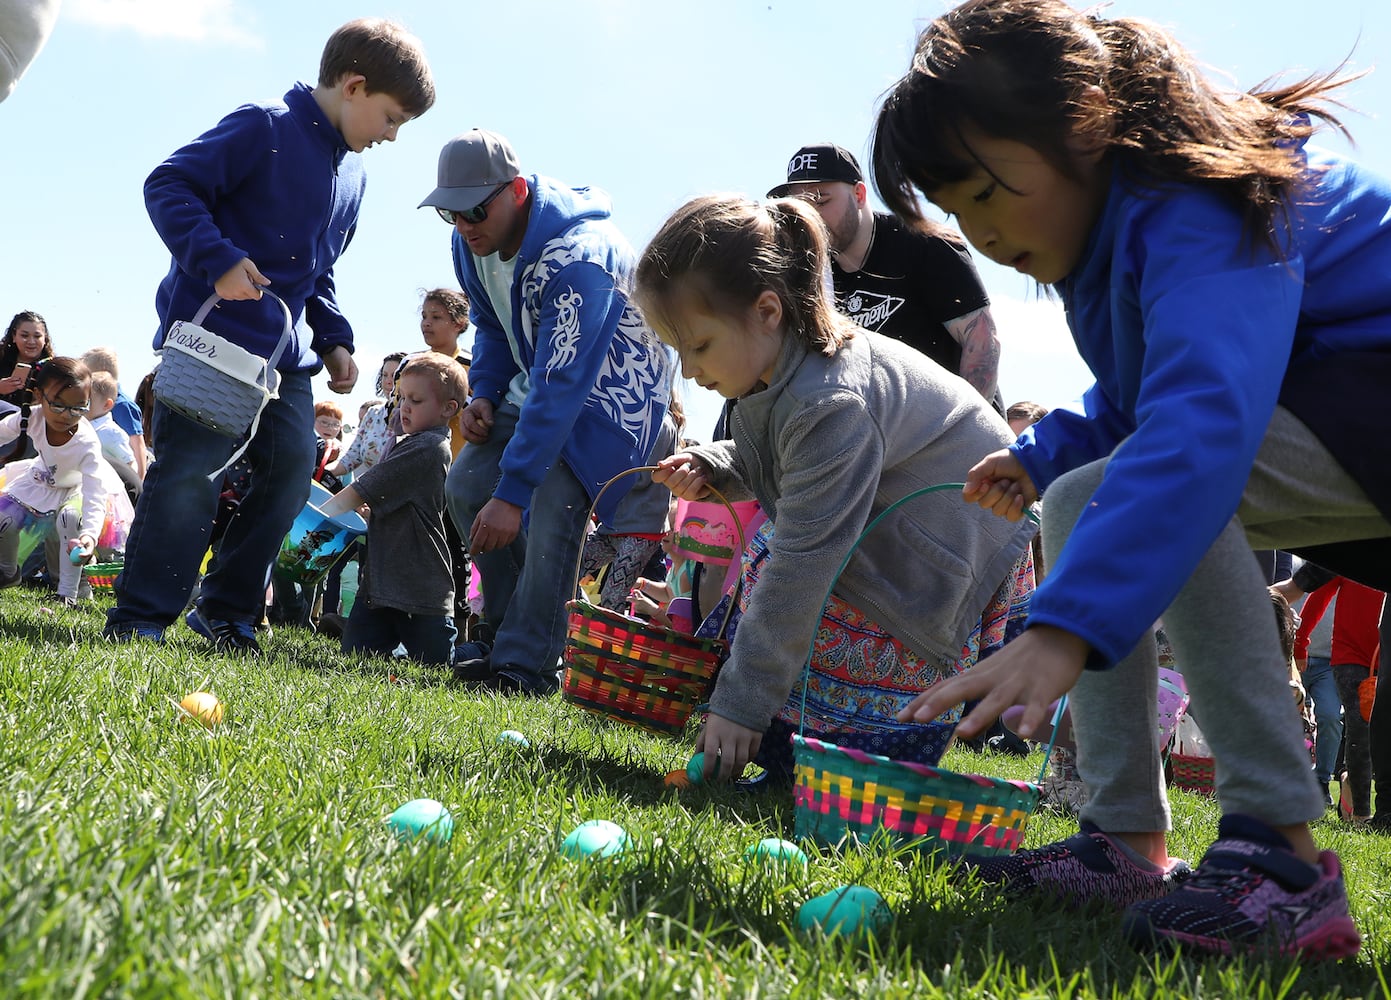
<box><xmin>635</xmin><ymin>195</ymin><xmax>1037</xmax><ymax>784</ymax></box>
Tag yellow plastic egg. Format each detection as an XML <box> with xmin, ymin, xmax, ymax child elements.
<box><xmin>179</xmin><ymin>691</ymin><xmax>224</xmax><ymax>728</ymax></box>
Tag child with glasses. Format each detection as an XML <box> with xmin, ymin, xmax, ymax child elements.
<box><xmin>0</xmin><ymin>357</ymin><xmax>132</xmax><ymax>606</ymax></box>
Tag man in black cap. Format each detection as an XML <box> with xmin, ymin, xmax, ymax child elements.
<box><xmin>770</xmin><ymin>142</ymin><xmax>1002</xmax><ymax>409</ymax></box>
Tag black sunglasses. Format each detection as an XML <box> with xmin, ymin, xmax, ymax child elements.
<box><xmin>435</xmin><ymin>182</ymin><xmax>510</xmax><ymax>226</ymax></box>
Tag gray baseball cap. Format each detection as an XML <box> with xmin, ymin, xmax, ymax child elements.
<box><xmin>418</xmin><ymin>129</ymin><xmax>521</xmax><ymax>212</ymax></box>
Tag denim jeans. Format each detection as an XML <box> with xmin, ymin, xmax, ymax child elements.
<box><xmin>107</xmin><ymin>373</ymin><xmax>315</xmax><ymax>631</ymax></box>
<box><xmin>445</xmin><ymin>402</ymin><xmax>588</xmax><ymax>693</ymax></box>
<box><xmin>343</xmin><ymin>602</ymin><xmax>456</xmax><ymax>666</ymax></box>
<box><xmin>1302</xmin><ymin>656</ymin><xmax>1343</xmax><ymax>785</ymax></box>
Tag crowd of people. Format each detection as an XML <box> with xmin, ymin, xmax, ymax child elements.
<box><xmin>6</xmin><ymin>0</ymin><xmax>1391</xmax><ymax>964</ymax></box>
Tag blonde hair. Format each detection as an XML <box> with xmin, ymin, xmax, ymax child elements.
<box><xmin>396</xmin><ymin>352</ymin><xmax>469</xmax><ymax>409</ymax></box>
<box><xmin>89</xmin><ymin>370</ymin><xmax>118</xmax><ymax>403</ymax></box>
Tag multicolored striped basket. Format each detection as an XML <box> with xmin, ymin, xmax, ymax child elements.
<box><xmin>790</xmin><ymin>483</ymin><xmax>1051</xmax><ymax>858</ymax></box>
<box><xmin>793</xmin><ymin>735</ymin><xmax>1042</xmax><ymax>856</ymax></box>
<box><xmin>81</xmin><ymin>562</ymin><xmax>124</xmax><ymax>594</ymax></box>
<box><xmin>562</xmin><ymin>468</ymin><xmax>743</xmax><ymax>738</ymax></box>
<box><xmin>1169</xmin><ymin>752</ymin><xmax>1216</xmax><ymax>796</ymax></box>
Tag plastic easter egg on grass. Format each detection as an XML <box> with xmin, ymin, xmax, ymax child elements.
<box><xmin>685</xmin><ymin>751</ymin><xmax>708</xmax><ymax>785</ymax></box>
<box><xmin>387</xmin><ymin>798</ymin><xmax>454</xmax><ymax>844</ymax></box>
<box><xmin>560</xmin><ymin>820</ymin><xmax>631</xmax><ymax>859</ymax></box>
<box><xmin>179</xmin><ymin>691</ymin><xmax>224</xmax><ymax>728</ymax></box>
<box><xmin>497</xmin><ymin>729</ymin><xmax>530</xmax><ymax>748</ymax></box>
<box><xmin>663</xmin><ymin>769</ymin><xmax>691</xmax><ymax>789</ymax></box>
<box><xmin>744</xmin><ymin>837</ymin><xmax>808</xmax><ymax>869</ymax></box>
<box><xmin>796</xmin><ymin>885</ymin><xmax>891</xmax><ymax>938</ymax></box>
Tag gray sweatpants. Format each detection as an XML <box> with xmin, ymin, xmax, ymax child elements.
<box><xmin>1049</xmin><ymin>407</ymin><xmax>1391</xmax><ymax>833</ymax></box>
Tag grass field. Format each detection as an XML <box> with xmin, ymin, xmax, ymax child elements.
<box><xmin>2</xmin><ymin>590</ymin><xmax>1389</xmax><ymax>999</ymax></box>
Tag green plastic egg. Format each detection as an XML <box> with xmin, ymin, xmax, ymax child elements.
<box><xmin>796</xmin><ymin>885</ymin><xmax>891</xmax><ymax>937</ymax></box>
<box><xmin>744</xmin><ymin>837</ymin><xmax>809</xmax><ymax>868</ymax></box>
<box><xmin>685</xmin><ymin>751</ymin><xmax>708</xmax><ymax>785</ymax></box>
<box><xmin>560</xmin><ymin>819</ymin><xmax>631</xmax><ymax>859</ymax></box>
<box><xmin>386</xmin><ymin>798</ymin><xmax>454</xmax><ymax>844</ymax></box>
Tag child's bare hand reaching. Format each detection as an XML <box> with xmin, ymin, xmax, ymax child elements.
<box><xmin>963</xmin><ymin>449</ymin><xmax>1038</xmax><ymax>521</ymax></box>
<box><xmin>652</xmin><ymin>453</ymin><xmax>711</xmax><ymax>501</ymax></box>
<box><xmin>897</xmin><ymin>625</ymin><xmax>1089</xmax><ymax>740</ymax></box>
<box><xmin>696</xmin><ymin>714</ymin><xmax>763</xmax><ymax>782</ymax></box>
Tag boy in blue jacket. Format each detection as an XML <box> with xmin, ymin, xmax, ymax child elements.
<box><xmin>105</xmin><ymin>18</ymin><xmax>434</xmax><ymax>651</ymax></box>
<box><xmin>418</xmin><ymin>129</ymin><xmax>673</xmax><ymax>695</ymax></box>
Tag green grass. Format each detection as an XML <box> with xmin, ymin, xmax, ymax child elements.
<box><xmin>2</xmin><ymin>590</ymin><xmax>1389</xmax><ymax>999</ymax></box>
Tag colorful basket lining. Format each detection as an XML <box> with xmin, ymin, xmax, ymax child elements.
<box><xmin>562</xmin><ymin>599</ymin><xmax>723</xmax><ymax>737</ymax></box>
<box><xmin>81</xmin><ymin>562</ymin><xmax>124</xmax><ymax>593</ymax></box>
<box><xmin>793</xmin><ymin>735</ymin><xmax>1041</xmax><ymax>857</ymax></box>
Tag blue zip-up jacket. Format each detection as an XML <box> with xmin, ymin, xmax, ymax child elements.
<box><xmin>144</xmin><ymin>82</ymin><xmax>363</xmax><ymax>371</ymax></box>
<box><xmin>452</xmin><ymin>176</ymin><xmax>672</xmax><ymax>522</ymax></box>
<box><xmin>1015</xmin><ymin>143</ymin><xmax>1391</xmax><ymax>669</ymax></box>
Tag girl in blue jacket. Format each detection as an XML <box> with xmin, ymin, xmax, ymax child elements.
<box><xmin>875</xmin><ymin>0</ymin><xmax>1391</xmax><ymax>960</ymax></box>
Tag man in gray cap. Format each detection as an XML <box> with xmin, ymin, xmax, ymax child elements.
<box><xmin>770</xmin><ymin>142</ymin><xmax>1003</xmax><ymax>409</ymax></box>
<box><xmin>420</xmin><ymin>128</ymin><xmax>673</xmax><ymax>696</ymax></box>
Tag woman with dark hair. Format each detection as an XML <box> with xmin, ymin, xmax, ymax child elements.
<box><xmin>0</xmin><ymin>311</ymin><xmax>54</xmax><ymax>408</ymax></box>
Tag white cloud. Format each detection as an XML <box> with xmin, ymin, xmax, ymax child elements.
<box><xmin>65</xmin><ymin>0</ymin><xmax>263</xmax><ymax>47</ymax></box>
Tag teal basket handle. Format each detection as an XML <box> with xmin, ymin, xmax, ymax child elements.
<box><xmin>792</xmin><ymin>482</ymin><xmax>1060</xmax><ymax>785</ymax></box>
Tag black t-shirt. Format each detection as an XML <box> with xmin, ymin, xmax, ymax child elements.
<box><xmin>831</xmin><ymin>213</ymin><xmax>989</xmax><ymax>376</ymax></box>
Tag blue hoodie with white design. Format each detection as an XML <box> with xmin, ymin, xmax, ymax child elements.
<box><xmin>452</xmin><ymin>176</ymin><xmax>672</xmax><ymax>521</ymax></box>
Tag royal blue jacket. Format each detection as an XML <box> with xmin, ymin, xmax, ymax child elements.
<box><xmin>1016</xmin><ymin>143</ymin><xmax>1391</xmax><ymax>669</ymax></box>
<box><xmin>451</xmin><ymin>177</ymin><xmax>672</xmax><ymax>522</ymax></box>
<box><xmin>144</xmin><ymin>83</ymin><xmax>363</xmax><ymax>372</ymax></box>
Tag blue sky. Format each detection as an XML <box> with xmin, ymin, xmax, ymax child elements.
<box><xmin>3</xmin><ymin>0</ymin><xmax>1388</xmax><ymax>439</ymax></box>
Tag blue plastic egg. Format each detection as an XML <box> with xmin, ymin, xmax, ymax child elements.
<box><xmin>386</xmin><ymin>798</ymin><xmax>454</xmax><ymax>844</ymax></box>
<box><xmin>744</xmin><ymin>837</ymin><xmax>808</xmax><ymax>869</ymax></box>
<box><xmin>497</xmin><ymin>729</ymin><xmax>530</xmax><ymax>747</ymax></box>
<box><xmin>560</xmin><ymin>819</ymin><xmax>631</xmax><ymax>859</ymax></box>
<box><xmin>796</xmin><ymin>885</ymin><xmax>891</xmax><ymax>937</ymax></box>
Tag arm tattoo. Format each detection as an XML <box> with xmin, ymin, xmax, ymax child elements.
<box><xmin>944</xmin><ymin>305</ymin><xmax>1000</xmax><ymax>402</ymax></box>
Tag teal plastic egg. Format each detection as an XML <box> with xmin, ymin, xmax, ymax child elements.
<box><xmin>560</xmin><ymin>819</ymin><xmax>631</xmax><ymax>859</ymax></box>
<box><xmin>497</xmin><ymin>729</ymin><xmax>530</xmax><ymax>747</ymax></box>
<box><xmin>685</xmin><ymin>751</ymin><xmax>708</xmax><ymax>785</ymax></box>
<box><xmin>796</xmin><ymin>885</ymin><xmax>891</xmax><ymax>937</ymax></box>
<box><xmin>386</xmin><ymin>798</ymin><xmax>454</xmax><ymax>844</ymax></box>
<box><xmin>744</xmin><ymin>837</ymin><xmax>808</xmax><ymax>869</ymax></box>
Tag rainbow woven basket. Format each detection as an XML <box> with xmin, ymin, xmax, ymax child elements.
<box><xmin>561</xmin><ymin>467</ymin><xmax>742</xmax><ymax>738</ymax></box>
<box><xmin>1169</xmin><ymin>751</ymin><xmax>1216</xmax><ymax>796</ymax></box>
<box><xmin>81</xmin><ymin>561</ymin><xmax>124</xmax><ymax>594</ymax></box>
<box><xmin>793</xmin><ymin>735</ymin><xmax>1042</xmax><ymax>857</ymax></box>
<box><xmin>789</xmin><ymin>484</ymin><xmax>1050</xmax><ymax>858</ymax></box>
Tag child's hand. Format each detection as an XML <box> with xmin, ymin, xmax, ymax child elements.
<box><xmin>898</xmin><ymin>625</ymin><xmax>1088</xmax><ymax>739</ymax></box>
<box><xmin>322</xmin><ymin>346</ymin><xmax>358</xmax><ymax>394</ymax></box>
<box><xmin>66</xmin><ymin>534</ymin><xmax>97</xmax><ymax>563</ymax></box>
<box><xmin>628</xmin><ymin>577</ymin><xmax>673</xmax><ymax>625</ymax></box>
<box><xmin>963</xmin><ymin>448</ymin><xmax>1038</xmax><ymax>521</ymax></box>
<box><xmin>460</xmin><ymin>398</ymin><xmax>495</xmax><ymax>444</ymax></box>
<box><xmin>214</xmin><ymin>258</ymin><xmax>269</xmax><ymax>301</ymax></box>
<box><xmin>652</xmin><ymin>453</ymin><xmax>711</xmax><ymax>501</ymax></box>
<box><xmin>696</xmin><ymin>714</ymin><xmax>763</xmax><ymax>782</ymax></box>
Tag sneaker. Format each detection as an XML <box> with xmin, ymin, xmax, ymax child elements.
<box><xmin>468</xmin><ymin>668</ymin><xmax>554</xmax><ymax>698</ymax></box>
<box><xmin>104</xmin><ymin>622</ymin><xmax>166</xmax><ymax>644</ymax></box>
<box><xmin>1121</xmin><ymin>814</ymin><xmax>1362</xmax><ymax>958</ymax></box>
<box><xmin>186</xmin><ymin>608</ymin><xmax>262</xmax><ymax>655</ymax></box>
<box><xmin>0</xmin><ymin>565</ymin><xmax>20</xmax><ymax>589</ymax></box>
<box><xmin>453</xmin><ymin>639</ymin><xmax>492</xmax><ymax>663</ymax></box>
<box><xmin>958</xmin><ymin>821</ymin><xmax>1191</xmax><ymax>909</ymax></box>
<box><xmin>452</xmin><ymin>655</ymin><xmax>493</xmax><ymax>684</ymax></box>
<box><xmin>1366</xmin><ymin>813</ymin><xmax>1391</xmax><ymax>834</ymax></box>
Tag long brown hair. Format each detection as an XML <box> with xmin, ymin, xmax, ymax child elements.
<box><xmin>872</xmin><ymin>0</ymin><xmax>1357</xmax><ymax>255</ymax></box>
<box><xmin>635</xmin><ymin>194</ymin><xmax>855</xmax><ymax>358</ymax></box>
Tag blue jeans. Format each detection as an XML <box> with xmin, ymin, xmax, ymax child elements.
<box><xmin>1302</xmin><ymin>656</ymin><xmax>1343</xmax><ymax>785</ymax></box>
<box><xmin>445</xmin><ymin>402</ymin><xmax>589</xmax><ymax>693</ymax></box>
<box><xmin>343</xmin><ymin>602</ymin><xmax>456</xmax><ymax>666</ymax></box>
<box><xmin>107</xmin><ymin>374</ymin><xmax>316</xmax><ymax>631</ymax></box>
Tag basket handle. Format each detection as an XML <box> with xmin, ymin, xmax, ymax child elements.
<box><xmin>791</xmin><ymin>481</ymin><xmax>1058</xmax><ymax>783</ymax></box>
<box><xmin>570</xmin><ymin>465</ymin><xmax>747</xmax><ymax>642</ymax></box>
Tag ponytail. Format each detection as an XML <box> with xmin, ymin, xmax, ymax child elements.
<box><xmin>635</xmin><ymin>194</ymin><xmax>855</xmax><ymax>358</ymax></box>
<box><xmin>1</xmin><ymin>365</ymin><xmax>39</xmax><ymax>467</ymax></box>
